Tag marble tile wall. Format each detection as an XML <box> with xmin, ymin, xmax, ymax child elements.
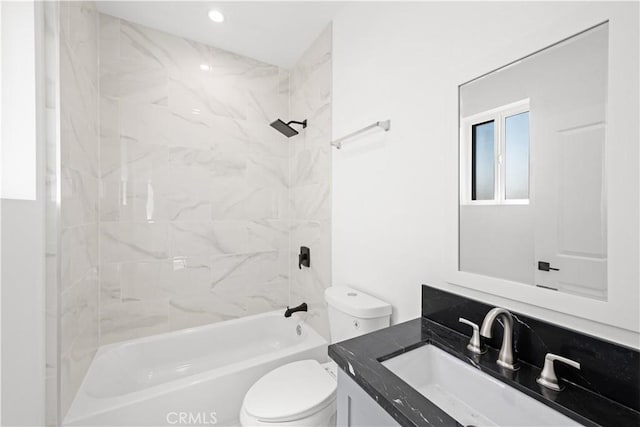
<box><xmin>51</xmin><ymin>7</ymin><xmax>333</xmax><ymax>420</ymax></box>
<box><xmin>44</xmin><ymin>2</ymin><xmax>60</xmax><ymax>424</ymax></box>
<box><xmin>58</xmin><ymin>0</ymin><xmax>100</xmax><ymax>418</ymax></box>
<box><xmin>288</xmin><ymin>27</ymin><xmax>333</xmax><ymax>340</ymax></box>
<box><xmin>98</xmin><ymin>15</ymin><xmax>293</xmax><ymax>344</ymax></box>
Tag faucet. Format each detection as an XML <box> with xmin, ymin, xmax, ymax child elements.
<box><xmin>480</xmin><ymin>307</ymin><xmax>519</xmax><ymax>371</ymax></box>
<box><xmin>284</xmin><ymin>302</ymin><xmax>308</xmax><ymax>318</ymax></box>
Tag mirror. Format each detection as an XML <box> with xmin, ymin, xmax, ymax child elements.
<box><xmin>458</xmin><ymin>23</ymin><xmax>608</xmax><ymax>300</ymax></box>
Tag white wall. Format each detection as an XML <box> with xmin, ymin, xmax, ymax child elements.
<box><xmin>0</xmin><ymin>1</ymin><xmax>46</xmax><ymax>424</ymax></box>
<box><xmin>460</xmin><ymin>205</ymin><xmax>533</xmax><ymax>284</ymax></box>
<box><xmin>1</xmin><ymin>201</ymin><xmax>46</xmax><ymax>426</ymax></box>
<box><xmin>0</xmin><ymin>1</ymin><xmax>4</xmax><ymax>422</ymax></box>
<box><xmin>332</xmin><ymin>2</ymin><xmax>639</xmax><ymax>347</ymax></box>
<box><xmin>1</xmin><ymin>0</ymin><xmax>37</xmax><ymax>200</ymax></box>
<box><xmin>0</xmin><ymin>1</ymin><xmax>3</xmax><ymax>421</ymax></box>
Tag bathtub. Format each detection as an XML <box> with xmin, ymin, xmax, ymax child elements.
<box><xmin>64</xmin><ymin>311</ymin><xmax>328</xmax><ymax>426</ymax></box>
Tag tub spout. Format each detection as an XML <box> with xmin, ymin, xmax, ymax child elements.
<box><xmin>284</xmin><ymin>302</ymin><xmax>308</xmax><ymax>318</ymax></box>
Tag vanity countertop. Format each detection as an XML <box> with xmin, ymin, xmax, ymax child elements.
<box><xmin>328</xmin><ymin>317</ymin><xmax>640</xmax><ymax>427</ymax></box>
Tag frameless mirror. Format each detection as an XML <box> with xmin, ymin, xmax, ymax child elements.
<box><xmin>459</xmin><ymin>23</ymin><xmax>608</xmax><ymax>300</ymax></box>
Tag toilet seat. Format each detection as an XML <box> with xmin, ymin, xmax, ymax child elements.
<box><xmin>243</xmin><ymin>360</ymin><xmax>337</xmax><ymax>423</ymax></box>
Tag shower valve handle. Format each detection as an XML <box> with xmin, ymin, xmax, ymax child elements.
<box><xmin>298</xmin><ymin>246</ymin><xmax>310</xmax><ymax>269</ymax></box>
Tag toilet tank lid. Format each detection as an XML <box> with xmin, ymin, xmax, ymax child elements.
<box><xmin>325</xmin><ymin>287</ymin><xmax>392</xmax><ymax>319</ymax></box>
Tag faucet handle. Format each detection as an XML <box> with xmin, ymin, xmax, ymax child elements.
<box><xmin>536</xmin><ymin>353</ymin><xmax>581</xmax><ymax>391</ymax></box>
<box><xmin>458</xmin><ymin>318</ymin><xmax>486</xmax><ymax>354</ymax></box>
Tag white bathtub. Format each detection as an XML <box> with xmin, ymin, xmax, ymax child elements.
<box><xmin>64</xmin><ymin>311</ymin><xmax>328</xmax><ymax>426</ymax></box>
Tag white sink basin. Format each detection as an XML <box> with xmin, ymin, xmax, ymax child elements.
<box><xmin>382</xmin><ymin>344</ymin><xmax>582</xmax><ymax>427</ymax></box>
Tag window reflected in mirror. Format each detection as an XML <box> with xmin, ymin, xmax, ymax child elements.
<box><xmin>471</xmin><ymin>120</ymin><xmax>495</xmax><ymax>201</ymax></box>
<box><xmin>504</xmin><ymin>111</ymin><xmax>530</xmax><ymax>200</ymax></box>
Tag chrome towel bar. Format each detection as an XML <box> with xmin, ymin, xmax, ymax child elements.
<box><xmin>331</xmin><ymin>120</ymin><xmax>391</xmax><ymax>149</ymax></box>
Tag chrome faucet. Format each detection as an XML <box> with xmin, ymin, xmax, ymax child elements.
<box><xmin>480</xmin><ymin>307</ymin><xmax>519</xmax><ymax>371</ymax></box>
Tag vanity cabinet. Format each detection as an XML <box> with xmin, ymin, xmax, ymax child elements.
<box><xmin>336</xmin><ymin>369</ymin><xmax>400</xmax><ymax>427</ymax></box>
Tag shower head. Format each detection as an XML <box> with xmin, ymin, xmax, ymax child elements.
<box><xmin>270</xmin><ymin>119</ymin><xmax>307</xmax><ymax>138</ymax></box>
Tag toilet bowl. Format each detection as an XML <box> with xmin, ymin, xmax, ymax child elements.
<box><xmin>239</xmin><ymin>360</ymin><xmax>337</xmax><ymax>427</ymax></box>
<box><xmin>240</xmin><ymin>287</ymin><xmax>391</xmax><ymax>427</ymax></box>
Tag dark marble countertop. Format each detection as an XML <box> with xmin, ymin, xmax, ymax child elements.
<box><xmin>328</xmin><ymin>318</ymin><xmax>640</xmax><ymax>427</ymax></box>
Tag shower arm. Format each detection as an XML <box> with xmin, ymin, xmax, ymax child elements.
<box><xmin>287</xmin><ymin>120</ymin><xmax>307</xmax><ymax>129</ymax></box>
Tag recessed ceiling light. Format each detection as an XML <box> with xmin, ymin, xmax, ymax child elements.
<box><xmin>208</xmin><ymin>9</ymin><xmax>224</xmax><ymax>23</ymax></box>
<box><xmin>200</xmin><ymin>64</ymin><xmax>211</xmax><ymax>71</ymax></box>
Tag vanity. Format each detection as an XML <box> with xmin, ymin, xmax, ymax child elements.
<box><xmin>328</xmin><ymin>286</ymin><xmax>640</xmax><ymax>427</ymax></box>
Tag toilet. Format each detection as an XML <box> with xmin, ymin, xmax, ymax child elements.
<box><xmin>239</xmin><ymin>287</ymin><xmax>392</xmax><ymax>427</ymax></box>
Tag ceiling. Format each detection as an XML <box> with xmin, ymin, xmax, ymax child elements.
<box><xmin>96</xmin><ymin>1</ymin><xmax>345</xmax><ymax>68</ymax></box>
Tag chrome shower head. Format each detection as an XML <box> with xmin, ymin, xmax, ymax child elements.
<box><xmin>270</xmin><ymin>119</ymin><xmax>307</xmax><ymax>138</ymax></box>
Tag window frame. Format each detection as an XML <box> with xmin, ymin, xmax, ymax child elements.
<box><xmin>460</xmin><ymin>99</ymin><xmax>531</xmax><ymax>206</ymax></box>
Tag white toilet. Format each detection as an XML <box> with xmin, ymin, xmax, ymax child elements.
<box><xmin>239</xmin><ymin>287</ymin><xmax>392</xmax><ymax>427</ymax></box>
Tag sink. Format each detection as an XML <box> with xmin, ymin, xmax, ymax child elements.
<box><xmin>382</xmin><ymin>344</ymin><xmax>582</xmax><ymax>427</ymax></box>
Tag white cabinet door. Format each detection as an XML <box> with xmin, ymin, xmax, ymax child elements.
<box><xmin>336</xmin><ymin>369</ymin><xmax>400</xmax><ymax>427</ymax></box>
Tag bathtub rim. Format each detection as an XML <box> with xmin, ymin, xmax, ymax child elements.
<box><xmin>97</xmin><ymin>309</ymin><xmax>312</xmax><ymax>356</ymax></box>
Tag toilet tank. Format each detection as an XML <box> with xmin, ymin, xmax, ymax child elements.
<box><xmin>325</xmin><ymin>287</ymin><xmax>392</xmax><ymax>343</ymax></box>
